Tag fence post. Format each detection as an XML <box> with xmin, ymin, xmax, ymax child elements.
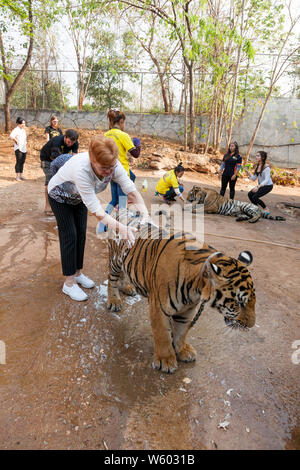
<box><xmin>120</xmin><ymin>72</ymin><xmax>124</xmax><ymax>111</ymax></box>
<box><xmin>140</xmin><ymin>72</ymin><xmax>144</xmax><ymax>114</ymax></box>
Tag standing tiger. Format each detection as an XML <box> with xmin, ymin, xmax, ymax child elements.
<box><xmin>187</xmin><ymin>186</ymin><xmax>285</xmax><ymax>223</ymax></box>
<box><xmin>107</xmin><ymin>212</ymin><xmax>256</xmax><ymax>373</ymax></box>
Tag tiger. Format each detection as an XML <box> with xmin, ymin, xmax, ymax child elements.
<box><xmin>186</xmin><ymin>185</ymin><xmax>285</xmax><ymax>223</ymax></box>
<box><xmin>107</xmin><ymin>211</ymin><xmax>256</xmax><ymax>373</ymax></box>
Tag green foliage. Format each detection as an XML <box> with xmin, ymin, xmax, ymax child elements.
<box><xmin>84</xmin><ymin>31</ymin><xmax>137</xmax><ymax>110</ymax></box>
<box><xmin>10</xmin><ymin>70</ymin><xmax>70</xmax><ymax>110</ymax></box>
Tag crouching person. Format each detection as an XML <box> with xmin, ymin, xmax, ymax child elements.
<box><xmin>155</xmin><ymin>162</ymin><xmax>185</xmax><ymax>205</ymax></box>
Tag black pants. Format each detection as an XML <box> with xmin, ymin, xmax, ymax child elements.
<box><xmin>220</xmin><ymin>174</ymin><xmax>237</xmax><ymax>199</ymax></box>
<box><xmin>15</xmin><ymin>150</ymin><xmax>26</xmax><ymax>173</ymax></box>
<box><xmin>248</xmin><ymin>185</ymin><xmax>273</xmax><ymax>209</ymax></box>
<box><xmin>49</xmin><ymin>196</ymin><xmax>88</xmax><ymax>276</ymax></box>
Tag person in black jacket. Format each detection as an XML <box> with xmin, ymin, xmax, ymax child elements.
<box><xmin>218</xmin><ymin>141</ymin><xmax>242</xmax><ymax>200</ymax></box>
<box><xmin>40</xmin><ymin>129</ymin><xmax>79</xmax><ymax>215</ymax></box>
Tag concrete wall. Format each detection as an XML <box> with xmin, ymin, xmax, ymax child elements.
<box><xmin>1</xmin><ymin>97</ymin><xmax>299</xmax><ymax>168</ymax></box>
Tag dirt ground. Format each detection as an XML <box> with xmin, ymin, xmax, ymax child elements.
<box><xmin>0</xmin><ymin>131</ymin><xmax>299</xmax><ymax>450</ymax></box>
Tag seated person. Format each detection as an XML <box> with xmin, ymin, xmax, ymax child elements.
<box><xmin>155</xmin><ymin>162</ymin><xmax>185</xmax><ymax>204</ymax></box>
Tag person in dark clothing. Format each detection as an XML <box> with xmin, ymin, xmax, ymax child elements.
<box><xmin>45</xmin><ymin>115</ymin><xmax>63</xmax><ymax>141</ymax></box>
<box><xmin>218</xmin><ymin>141</ymin><xmax>242</xmax><ymax>200</ymax></box>
<box><xmin>40</xmin><ymin>129</ymin><xmax>79</xmax><ymax>215</ymax></box>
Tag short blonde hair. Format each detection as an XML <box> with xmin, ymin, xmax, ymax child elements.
<box><xmin>89</xmin><ymin>135</ymin><xmax>119</xmax><ymax>166</ymax></box>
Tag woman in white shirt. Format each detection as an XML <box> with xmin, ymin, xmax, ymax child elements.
<box><xmin>245</xmin><ymin>151</ymin><xmax>273</xmax><ymax>214</ymax></box>
<box><xmin>48</xmin><ymin>135</ymin><xmax>149</xmax><ymax>302</ymax></box>
<box><xmin>9</xmin><ymin>117</ymin><xmax>27</xmax><ymax>181</ymax></box>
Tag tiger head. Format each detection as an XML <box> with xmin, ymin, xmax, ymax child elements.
<box><xmin>187</xmin><ymin>185</ymin><xmax>207</xmax><ymax>204</ymax></box>
<box><xmin>200</xmin><ymin>250</ymin><xmax>256</xmax><ymax>329</ymax></box>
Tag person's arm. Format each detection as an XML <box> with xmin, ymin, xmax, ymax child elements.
<box><xmin>45</xmin><ymin>127</ymin><xmax>50</xmax><ymax>142</ymax></box>
<box><xmin>173</xmin><ymin>186</ymin><xmax>185</xmax><ymax>201</ymax></box>
<box><xmin>94</xmin><ymin>209</ymin><xmax>137</xmax><ymax>247</ymax></box>
<box><xmin>72</xmin><ymin>141</ymin><xmax>79</xmax><ymax>154</ymax></box>
<box><xmin>232</xmin><ymin>156</ymin><xmax>242</xmax><ymax>180</ymax></box>
<box><xmin>9</xmin><ymin>128</ymin><xmax>18</xmax><ymax>145</ymax></box>
<box><xmin>129</xmin><ymin>138</ymin><xmax>141</xmax><ymax>159</ymax></box>
<box><xmin>245</xmin><ymin>169</ymin><xmax>257</xmax><ymax>181</ymax></box>
<box><xmin>257</xmin><ymin>167</ymin><xmax>271</xmax><ymax>188</ymax></box>
<box><xmin>218</xmin><ymin>161</ymin><xmax>225</xmax><ymax>178</ymax></box>
<box><xmin>126</xmin><ymin>190</ymin><xmax>150</xmax><ymax>221</ymax></box>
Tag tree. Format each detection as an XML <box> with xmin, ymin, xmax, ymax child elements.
<box><xmin>84</xmin><ymin>31</ymin><xmax>136</xmax><ymax>109</ymax></box>
<box><xmin>0</xmin><ymin>0</ymin><xmax>33</xmax><ymax>131</ymax></box>
<box><xmin>109</xmin><ymin>0</ymin><xmax>207</xmax><ymax>150</ymax></box>
<box><xmin>62</xmin><ymin>0</ymin><xmax>107</xmax><ymax>110</ymax></box>
<box><xmin>10</xmin><ymin>69</ymin><xmax>70</xmax><ymax>110</ymax></box>
<box><xmin>245</xmin><ymin>1</ymin><xmax>300</xmax><ymax>159</ymax></box>
<box><xmin>122</xmin><ymin>10</ymin><xmax>181</xmax><ymax>113</ymax></box>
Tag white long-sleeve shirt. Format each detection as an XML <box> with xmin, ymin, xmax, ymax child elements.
<box><xmin>250</xmin><ymin>166</ymin><xmax>273</xmax><ymax>187</ymax></box>
<box><xmin>48</xmin><ymin>152</ymin><xmax>136</xmax><ymax>213</ymax></box>
<box><xmin>9</xmin><ymin>126</ymin><xmax>27</xmax><ymax>152</ymax></box>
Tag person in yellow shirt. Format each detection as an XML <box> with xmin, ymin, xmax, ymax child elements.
<box><xmin>156</xmin><ymin>163</ymin><xmax>185</xmax><ymax>205</ymax></box>
<box><xmin>97</xmin><ymin>109</ymin><xmax>141</xmax><ymax>234</ymax></box>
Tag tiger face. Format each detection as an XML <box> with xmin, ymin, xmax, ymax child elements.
<box><xmin>187</xmin><ymin>185</ymin><xmax>206</xmax><ymax>204</ymax></box>
<box><xmin>202</xmin><ymin>251</ymin><xmax>256</xmax><ymax>329</ymax></box>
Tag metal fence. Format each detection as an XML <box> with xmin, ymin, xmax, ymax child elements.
<box><xmin>3</xmin><ymin>58</ymin><xmax>299</xmax><ymax>114</ymax></box>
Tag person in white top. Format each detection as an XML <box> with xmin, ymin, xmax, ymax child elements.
<box><xmin>9</xmin><ymin>117</ymin><xmax>27</xmax><ymax>181</ymax></box>
<box><xmin>48</xmin><ymin>135</ymin><xmax>149</xmax><ymax>302</ymax></box>
<box><xmin>244</xmin><ymin>151</ymin><xmax>273</xmax><ymax>214</ymax></box>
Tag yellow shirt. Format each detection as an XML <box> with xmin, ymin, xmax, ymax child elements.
<box><xmin>156</xmin><ymin>170</ymin><xmax>179</xmax><ymax>195</ymax></box>
<box><xmin>104</xmin><ymin>128</ymin><xmax>134</xmax><ymax>175</ymax></box>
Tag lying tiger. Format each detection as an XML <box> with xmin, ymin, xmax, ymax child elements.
<box><xmin>107</xmin><ymin>212</ymin><xmax>256</xmax><ymax>373</ymax></box>
<box><xmin>187</xmin><ymin>185</ymin><xmax>285</xmax><ymax>223</ymax></box>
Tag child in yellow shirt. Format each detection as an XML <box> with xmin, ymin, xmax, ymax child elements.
<box><xmin>156</xmin><ymin>163</ymin><xmax>185</xmax><ymax>205</ymax></box>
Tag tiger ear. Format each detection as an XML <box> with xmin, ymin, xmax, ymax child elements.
<box><xmin>238</xmin><ymin>251</ymin><xmax>253</xmax><ymax>266</ymax></box>
<box><xmin>211</xmin><ymin>263</ymin><xmax>221</xmax><ymax>275</ymax></box>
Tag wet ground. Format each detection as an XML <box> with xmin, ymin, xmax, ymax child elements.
<box><xmin>0</xmin><ymin>166</ymin><xmax>299</xmax><ymax>450</ymax></box>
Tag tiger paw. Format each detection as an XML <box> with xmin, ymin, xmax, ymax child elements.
<box><xmin>120</xmin><ymin>284</ymin><xmax>137</xmax><ymax>296</ymax></box>
<box><xmin>152</xmin><ymin>354</ymin><xmax>178</xmax><ymax>374</ymax></box>
<box><xmin>177</xmin><ymin>343</ymin><xmax>197</xmax><ymax>363</ymax></box>
<box><xmin>107</xmin><ymin>298</ymin><xmax>122</xmax><ymax>312</ymax></box>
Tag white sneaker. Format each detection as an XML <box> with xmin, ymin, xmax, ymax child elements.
<box><xmin>74</xmin><ymin>273</ymin><xmax>95</xmax><ymax>289</ymax></box>
<box><xmin>62</xmin><ymin>283</ymin><xmax>88</xmax><ymax>301</ymax></box>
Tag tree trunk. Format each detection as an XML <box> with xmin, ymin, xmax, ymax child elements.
<box><xmin>245</xmin><ymin>91</ymin><xmax>272</xmax><ymax>161</ymax></box>
<box><xmin>4</xmin><ymin>99</ymin><xmax>10</xmax><ymax>133</ymax></box>
<box><xmin>188</xmin><ymin>64</ymin><xmax>195</xmax><ymax>150</ymax></box>
<box><xmin>78</xmin><ymin>73</ymin><xmax>84</xmax><ymax>110</ymax></box>
<box><xmin>227</xmin><ymin>0</ymin><xmax>245</xmax><ymax>144</ymax></box>
<box><xmin>183</xmin><ymin>71</ymin><xmax>188</xmax><ymax>151</ymax></box>
<box><xmin>2</xmin><ymin>0</ymin><xmax>33</xmax><ymax>131</ymax></box>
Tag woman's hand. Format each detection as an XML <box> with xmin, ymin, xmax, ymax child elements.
<box><xmin>231</xmin><ymin>175</ymin><xmax>237</xmax><ymax>181</ymax></box>
<box><xmin>251</xmin><ymin>186</ymin><xmax>259</xmax><ymax>193</ymax></box>
<box><xmin>218</xmin><ymin>172</ymin><xmax>222</xmax><ymax>180</ymax></box>
<box><xmin>118</xmin><ymin>223</ymin><xmax>137</xmax><ymax>248</ymax></box>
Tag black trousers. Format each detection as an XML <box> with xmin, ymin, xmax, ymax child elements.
<box><xmin>248</xmin><ymin>185</ymin><xmax>273</xmax><ymax>209</ymax></box>
<box><xmin>15</xmin><ymin>150</ymin><xmax>26</xmax><ymax>173</ymax></box>
<box><xmin>220</xmin><ymin>173</ymin><xmax>237</xmax><ymax>199</ymax></box>
<box><xmin>48</xmin><ymin>196</ymin><xmax>88</xmax><ymax>276</ymax></box>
